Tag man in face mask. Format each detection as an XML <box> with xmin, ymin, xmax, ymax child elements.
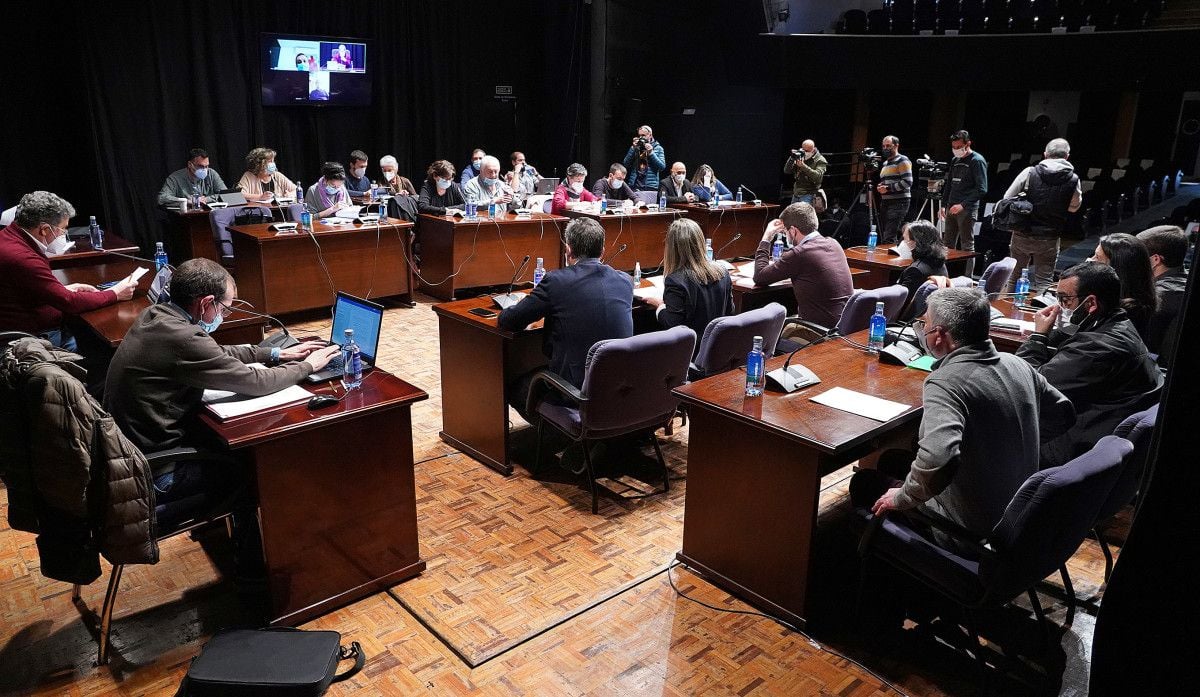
<box><xmin>939</xmin><ymin>129</ymin><xmax>988</xmax><ymax>277</ymax></box>
<box><xmin>345</xmin><ymin>149</ymin><xmax>372</xmax><ymax>196</ymax></box>
<box><xmin>1016</xmin><ymin>262</ymin><xmax>1162</xmax><ymax>468</ymax></box>
<box><xmin>875</xmin><ymin>135</ymin><xmax>912</xmax><ymax>244</ymax></box>
<box><xmin>459</xmin><ymin>148</ymin><xmax>487</xmax><ymax>187</ymax></box>
<box><xmin>659</xmin><ymin>162</ymin><xmax>697</xmax><ymax>204</ymax></box>
<box><xmin>463</xmin><ymin>155</ymin><xmax>516</xmax><ymax>212</ymax></box>
<box><xmin>850</xmin><ymin>287</ymin><xmax>1074</xmax><ymax>548</ymax></box>
<box><xmin>784</xmin><ymin>139</ymin><xmax>827</xmax><ymax>205</ymax></box>
<box><xmin>157</xmin><ymin>147</ymin><xmax>228</xmax><ymax>207</ymax></box>
<box><xmin>0</xmin><ymin>191</ymin><xmax>137</xmax><ymax>350</ymax></box>
<box><xmin>622</xmin><ymin>125</ymin><xmax>667</xmax><ymax>192</ymax></box>
<box><xmin>104</xmin><ymin>258</ymin><xmax>338</xmax><ymax>451</ymax></box>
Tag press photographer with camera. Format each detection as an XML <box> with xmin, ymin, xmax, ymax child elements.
<box><xmin>875</xmin><ymin>135</ymin><xmax>913</xmax><ymax>244</ymax></box>
<box><xmin>783</xmin><ymin>140</ymin><xmax>827</xmax><ymax>205</ymax></box>
<box><xmin>940</xmin><ymin>130</ymin><xmax>988</xmax><ymax>277</ymax></box>
<box><xmin>622</xmin><ymin>125</ymin><xmax>666</xmax><ymax>192</ymax></box>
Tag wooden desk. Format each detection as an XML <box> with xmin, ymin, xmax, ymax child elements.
<box><xmin>49</xmin><ymin>233</ymin><xmax>139</xmax><ymax>270</ymax></box>
<box><xmin>54</xmin><ymin>260</ymin><xmax>266</xmax><ymax>348</ymax></box>
<box><xmin>230</xmin><ymin>218</ymin><xmax>414</xmax><ymax>315</ymax></box>
<box><xmin>673</xmin><ymin>334</ymin><xmax>928</xmax><ymax>627</ymax></box>
<box><xmin>164</xmin><ymin>203</ymin><xmax>294</xmax><ymax>262</ymax></box>
<box><xmin>843</xmin><ymin>246</ymin><xmax>975</xmax><ymax>289</ymax></box>
<box><xmin>563</xmin><ymin>207</ymin><xmax>680</xmax><ymax>272</ymax></box>
<box><xmin>432</xmin><ymin>294</ymin><xmax>547</xmax><ymax>475</ymax></box>
<box><xmin>198</xmin><ymin>370</ymin><xmax>428</xmax><ymax>626</ymax></box>
<box><xmin>990</xmin><ymin>298</ymin><xmax>1038</xmax><ymax>352</ymax></box>
<box><xmin>417</xmin><ymin>212</ymin><xmax>567</xmax><ymax>301</ymax></box>
<box><xmin>670</xmin><ymin>202</ymin><xmax>780</xmax><ymax>260</ymax></box>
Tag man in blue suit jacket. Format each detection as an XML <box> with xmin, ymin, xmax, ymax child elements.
<box><xmin>498</xmin><ymin>217</ymin><xmax>634</xmax><ymax>421</ymax></box>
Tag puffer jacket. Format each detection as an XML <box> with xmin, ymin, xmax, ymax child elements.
<box><xmin>0</xmin><ymin>338</ymin><xmax>157</xmax><ymax>583</ymax></box>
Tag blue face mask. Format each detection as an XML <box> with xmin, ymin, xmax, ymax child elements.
<box><xmin>194</xmin><ymin>166</ymin><xmax>209</xmax><ymax>180</ymax></box>
<box><xmin>195</xmin><ymin>301</ymin><xmax>223</xmax><ymax>334</ymax></box>
<box><xmin>436</xmin><ymin>177</ymin><xmax>451</xmax><ymax>189</ymax></box>
<box><xmin>482</xmin><ymin>177</ymin><xmax>498</xmax><ymax>187</ymax></box>
<box><xmin>266</xmin><ymin>162</ymin><xmax>278</xmax><ymax>174</ymax></box>
<box><xmin>325</xmin><ymin>184</ymin><xmax>341</xmax><ymax>196</ymax></box>
<box><xmin>472</xmin><ymin>159</ymin><xmax>482</xmax><ymax>170</ymax></box>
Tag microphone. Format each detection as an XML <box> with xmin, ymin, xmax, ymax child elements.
<box><xmin>738</xmin><ymin>184</ymin><xmax>762</xmax><ymax>205</ymax></box>
<box><xmin>601</xmin><ymin>243</ymin><xmax>629</xmax><ymax>266</ymax></box>
<box><xmin>765</xmin><ymin>328</ymin><xmax>835</xmax><ymax>392</ymax></box>
<box><xmin>492</xmin><ymin>254</ymin><xmax>531</xmax><ymax>309</ymax></box>
<box><xmin>98</xmin><ymin>249</ymin><xmax>175</xmax><ymax>270</ymax></box>
<box><xmin>229</xmin><ymin>301</ymin><xmax>297</xmax><ymax>349</ymax></box>
<box><xmin>713</xmin><ymin>233</ymin><xmax>742</xmax><ymax>260</ymax></box>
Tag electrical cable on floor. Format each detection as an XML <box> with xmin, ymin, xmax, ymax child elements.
<box><xmin>665</xmin><ymin>561</ymin><xmax>910</xmax><ymax>697</ymax></box>
<box><xmin>414</xmin><ymin>451</ymin><xmax>461</xmax><ymax>467</ymax></box>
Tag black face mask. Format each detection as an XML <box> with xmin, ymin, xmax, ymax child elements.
<box><xmin>1068</xmin><ymin>301</ymin><xmax>1092</xmax><ymax>327</ymax></box>
<box><xmin>882</xmin><ymin>147</ymin><xmax>895</xmax><ymax>158</ymax></box>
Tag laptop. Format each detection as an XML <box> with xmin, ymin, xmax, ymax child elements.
<box><xmin>305</xmin><ymin>292</ymin><xmax>385</xmax><ymax>383</ymax></box>
<box><xmin>208</xmin><ymin>191</ymin><xmax>247</xmax><ymax>207</ymax></box>
<box><xmin>534</xmin><ymin>177</ymin><xmax>558</xmax><ymax>195</ymax></box>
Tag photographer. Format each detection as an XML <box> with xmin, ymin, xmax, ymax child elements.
<box><xmin>622</xmin><ymin>125</ymin><xmax>666</xmax><ymax>192</ymax></box>
<box><xmin>1002</xmin><ymin>138</ymin><xmax>1081</xmax><ymax>295</ymax></box>
<box><xmin>940</xmin><ymin>130</ymin><xmax>988</xmax><ymax>277</ymax></box>
<box><xmin>875</xmin><ymin>135</ymin><xmax>912</xmax><ymax>244</ymax></box>
<box><xmin>783</xmin><ymin>140</ymin><xmax>827</xmax><ymax>205</ymax></box>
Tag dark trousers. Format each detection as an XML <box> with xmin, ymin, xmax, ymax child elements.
<box><xmin>878</xmin><ymin>198</ymin><xmax>910</xmax><ymax>245</ymax></box>
<box><xmin>849</xmin><ymin>450</ymin><xmax>913</xmax><ymax>512</ymax></box>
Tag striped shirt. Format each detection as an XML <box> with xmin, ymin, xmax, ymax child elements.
<box><xmin>879</xmin><ymin>154</ymin><xmax>913</xmax><ymax>200</ymax></box>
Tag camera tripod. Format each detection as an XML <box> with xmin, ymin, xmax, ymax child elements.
<box><xmin>833</xmin><ymin>178</ymin><xmax>880</xmax><ymax>247</ymax></box>
<box><xmin>915</xmin><ymin>177</ymin><xmax>945</xmax><ymax>224</ymax></box>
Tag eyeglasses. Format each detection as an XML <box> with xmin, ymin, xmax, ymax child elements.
<box><xmin>911</xmin><ymin>319</ymin><xmax>939</xmax><ymax>336</ymax></box>
<box><xmin>1055</xmin><ymin>294</ymin><xmax>1080</xmax><ymax>308</ymax></box>
<box><xmin>215</xmin><ymin>300</ymin><xmax>235</xmax><ymax>318</ymax></box>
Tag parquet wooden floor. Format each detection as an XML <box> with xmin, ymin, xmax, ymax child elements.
<box><xmin>0</xmin><ymin>291</ymin><xmax>1108</xmax><ymax>696</ymax></box>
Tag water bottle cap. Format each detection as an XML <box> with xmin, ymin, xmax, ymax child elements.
<box><xmin>536</xmin><ymin>257</ymin><xmax>543</xmax><ymax>264</ymax></box>
<box><xmin>875</xmin><ymin>302</ymin><xmax>885</xmax><ymax>311</ymax></box>
<box><xmin>344</xmin><ymin>328</ymin><xmax>354</xmax><ymax>337</ymax></box>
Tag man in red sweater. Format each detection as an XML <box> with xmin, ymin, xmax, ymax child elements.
<box><xmin>0</xmin><ymin>191</ymin><xmax>135</xmax><ymax>350</ymax></box>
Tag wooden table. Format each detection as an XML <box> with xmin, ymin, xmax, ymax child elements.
<box><xmin>198</xmin><ymin>369</ymin><xmax>428</xmax><ymax>626</ymax></box>
<box><xmin>843</xmin><ymin>246</ymin><xmax>975</xmax><ymax>289</ymax></box>
<box><xmin>432</xmin><ymin>294</ymin><xmax>547</xmax><ymax>475</ymax></box>
<box><xmin>54</xmin><ymin>260</ymin><xmax>266</xmax><ymax>348</ymax></box>
<box><xmin>49</xmin><ymin>233</ymin><xmax>139</xmax><ymax>270</ymax></box>
<box><xmin>417</xmin><ymin>212</ymin><xmax>567</xmax><ymax>301</ymax></box>
<box><xmin>670</xmin><ymin>202</ymin><xmax>780</xmax><ymax>260</ymax></box>
<box><xmin>673</xmin><ymin>333</ymin><xmax>928</xmax><ymax>628</ymax></box>
<box><xmin>990</xmin><ymin>298</ymin><xmax>1038</xmax><ymax>352</ymax></box>
<box><xmin>229</xmin><ymin>218</ymin><xmax>414</xmax><ymax>315</ymax></box>
<box><xmin>563</xmin><ymin>207</ymin><xmax>681</xmax><ymax>272</ymax></box>
<box><xmin>163</xmin><ymin>203</ymin><xmax>293</xmax><ymax>262</ymax></box>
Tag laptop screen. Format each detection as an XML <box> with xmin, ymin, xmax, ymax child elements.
<box><xmin>330</xmin><ymin>293</ymin><xmax>382</xmax><ymax>361</ymax></box>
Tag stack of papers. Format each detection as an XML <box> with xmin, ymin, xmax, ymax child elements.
<box><xmin>633</xmin><ymin>275</ymin><xmax>665</xmax><ymax>301</ymax></box>
<box><xmin>202</xmin><ymin>363</ymin><xmax>314</xmax><ymax>420</ymax></box>
<box><xmin>810</xmin><ymin>386</ymin><xmax>912</xmax><ymax>422</ymax></box>
<box><xmin>990</xmin><ymin>318</ymin><xmax>1035</xmax><ymax>334</ymax></box>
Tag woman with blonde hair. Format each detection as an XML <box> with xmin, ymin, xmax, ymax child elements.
<box><xmin>644</xmin><ymin>218</ymin><xmax>733</xmax><ymax>348</ymax></box>
<box><xmin>237</xmin><ymin>147</ymin><xmax>298</xmax><ymax>202</ymax></box>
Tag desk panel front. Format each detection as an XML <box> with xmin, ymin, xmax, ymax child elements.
<box><xmin>417</xmin><ymin>213</ymin><xmax>567</xmax><ymax>301</ymax></box>
<box><xmin>671</xmin><ymin>203</ymin><xmax>780</xmax><ymax>260</ymax></box>
<box><xmin>563</xmin><ymin>208</ymin><xmax>679</xmax><ymax>272</ymax></box>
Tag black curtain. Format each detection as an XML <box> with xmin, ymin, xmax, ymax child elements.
<box><xmin>0</xmin><ymin>1</ymin><xmax>588</xmax><ymax>253</ymax></box>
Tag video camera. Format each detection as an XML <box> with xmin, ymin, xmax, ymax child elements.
<box><xmin>857</xmin><ymin>147</ymin><xmax>882</xmax><ymax>170</ymax></box>
<box><xmin>915</xmin><ymin>155</ymin><xmax>949</xmax><ymax>199</ymax></box>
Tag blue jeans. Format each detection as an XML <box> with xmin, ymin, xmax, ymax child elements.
<box><xmin>41</xmin><ymin>328</ymin><xmax>77</xmax><ymax>352</ymax></box>
<box><xmin>791</xmin><ymin>194</ymin><xmax>814</xmax><ymax>205</ymax></box>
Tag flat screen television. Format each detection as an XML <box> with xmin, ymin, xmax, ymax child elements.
<box><xmin>261</xmin><ymin>33</ymin><xmax>370</xmax><ymax>106</ymax></box>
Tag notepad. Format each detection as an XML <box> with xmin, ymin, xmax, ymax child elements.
<box><xmin>202</xmin><ymin>365</ymin><xmax>314</xmax><ymax>420</ymax></box>
<box><xmin>633</xmin><ymin>275</ymin><xmax>665</xmax><ymax>301</ymax></box>
<box><xmin>990</xmin><ymin>318</ymin><xmax>1035</xmax><ymax>334</ymax></box>
<box><xmin>810</xmin><ymin>386</ymin><xmax>912</xmax><ymax>422</ymax></box>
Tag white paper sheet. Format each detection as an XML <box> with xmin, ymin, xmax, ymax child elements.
<box><xmin>203</xmin><ymin>384</ymin><xmax>314</xmax><ymax>420</ymax></box>
<box><xmin>990</xmin><ymin>318</ymin><xmax>1036</xmax><ymax>334</ymax></box>
<box><xmin>633</xmin><ymin>275</ymin><xmax>665</xmax><ymax>300</ymax></box>
<box><xmin>810</xmin><ymin>386</ymin><xmax>912</xmax><ymax>422</ymax></box>
<box><xmin>334</xmin><ymin>206</ymin><xmax>364</xmax><ymax>219</ymax></box>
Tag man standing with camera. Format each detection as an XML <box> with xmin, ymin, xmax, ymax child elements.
<box><xmin>1001</xmin><ymin>138</ymin><xmax>1081</xmax><ymax>295</ymax></box>
<box><xmin>940</xmin><ymin>130</ymin><xmax>988</xmax><ymax>277</ymax></box>
<box><xmin>875</xmin><ymin>135</ymin><xmax>912</xmax><ymax>244</ymax></box>
<box><xmin>784</xmin><ymin>140</ymin><xmax>826</xmax><ymax>205</ymax></box>
<box><xmin>622</xmin><ymin>125</ymin><xmax>666</xmax><ymax>193</ymax></box>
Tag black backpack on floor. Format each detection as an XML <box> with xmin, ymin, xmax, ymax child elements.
<box><xmin>178</xmin><ymin>628</ymin><xmax>365</xmax><ymax>696</ymax></box>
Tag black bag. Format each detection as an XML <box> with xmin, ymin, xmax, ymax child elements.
<box><xmin>991</xmin><ymin>192</ymin><xmax>1034</xmax><ymax>233</ymax></box>
<box><xmin>233</xmin><ymin>206</ymin><xmax>271</xmax><ymax>227</ymax></box>
<box><xmin>180</xmin><ymin>628</ymin><xmax>364</xmax><ymax>697</ymax></box>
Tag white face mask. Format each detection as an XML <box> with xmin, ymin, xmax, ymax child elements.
<box><xmin>952</xmin><ymin>147</ymin><xmax>967</xmax><ymax>158</ymax></box>
<box><xmin>352</xmin><ymin>167</ymin><xmax>366</xmax><ymax>179</ymax></box>
<box><xmin>895</xmin><ymin>240</ymin><xmax>913</xmax><ymax>261</ymax></box>
<box><xmin>569</xmin><ymin>181</ymin><xmax>583</xmax><ymax>194</ymax></box>
<box><xmin>383</xmin><ymin>171</ymin><xmax>396</xmax><ymax>181</ymax></box>
<box><xmin>673</xmin><ymin>173</ymin><xmax>685</xmax><ymax>183</ymax></box>
<box><xmin>46</xmin><ymin>233</ymin><xmax>75</xmax><ymax>256</ymax></box>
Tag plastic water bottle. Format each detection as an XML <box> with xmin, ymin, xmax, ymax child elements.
<box><xmin>600</xmin><ymin>199</ymin><xmax>608</xmax><ymax>214</ymax></box>
<box><xmin>88</xmin><ymin>216</ymin><xmax>103</xmax><ymax>249</ymax></box>
<box><xmin>867</xmin><ymin>224</ymin><xmax>878</xmax><ymax>252</ymax></box>
<box><xmin>466</xmin><ymin>201</ymin><xmax>477</xmax><ymax>220</ymax></box>
<box><xmin>488</xmin><ymin>200</ymin><xmax>498</xmax><ymax>218</ymax></box>
<box><xmin>191</xmin><ymin>186</ymin><xmax>201</xmax><ymax>210</ymax></box>
<box><xmin>771</xmin><ymin>238</ymin><xmax>783</xmax><ymax>261</ymax></box>
<box><xmin>633</xmin><ymin>261</ymin><xmax>642</xmax><ymax>284</ymax></box>
<box><xmin>744</xmin><ymin>335</ymin><xmax>766</xmax><ymax>397</ymax></box>
<box><xmin>154</xmin><ymin>242</ymin><xmax>169</xmax><ymax>271</ymax></box>
<box><xmin>705</xmin><ymin>238</ymin><xmax>714</xmax><ymax>261</ymax></box>
<box><xmin>868</xmin><ymin>302</ymin><xmax>887</xmax><ymax>353</ymax></box>
<box><xmin>1014</xmin><ymin>268</ymin><xmax>1031</xmax><ymax>303</ymax></box>
<box><xmin>341</xmin><ymin>328</ymin><xmax>363</xmax><ymax>390</ymax></box>
<box><xmin>533</xmin><ymin>257</ymin><xmax>545</xmax><ymax>286</ymax></box>
<box><xmin>658</xmin><ymin>194</ymin><xmax>667</xmax><ymax>210</ymax></box>
<box><xmin>736</xmin><ymin>186</ymin><xmax>744</xmax><ymax>204</ymax></box>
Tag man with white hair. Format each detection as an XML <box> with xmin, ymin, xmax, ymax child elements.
<box><xmin>463</xmin><ymin>155</ymin><xmax>516</xmax><ymax>212</ymax></box>
<box><xmin>850</xmin><ymin>287</ymin><xmax>1074</xmax><ymax>541</ymax></box>
<box><xmin>1003</xmin><ymin>137</ymin><xmax>1082</xmax><ymax>294</ymax></box>
<box><xmin>0</xmin><ymin>191</ymin><xmax>136</xmax><ymax>349</ymax></box>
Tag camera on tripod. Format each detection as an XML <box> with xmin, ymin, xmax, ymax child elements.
<box><xmin>857</xmin><ymin>147</ymin><xmax>882</xmax><ymax>170</ymax></box>
<box><xmin>915</xmin><ymin>156</ymin><xmax>949</xmax><ymax>200</ymax></box>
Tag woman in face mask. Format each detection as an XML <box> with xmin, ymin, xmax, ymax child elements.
<box><xmin>896</xmin><ymin>220</ymin><xmax>950</xmax><ymax>300</ymax></box>
<box><xmin>688</xmin><ymin>164</ymin><xmax>733</xmax><ymax>204</ymax></box>
<box><xmin>379</xmin><ymin>155</ymin><xmax>417</xmax><ymax>197</ymax></box>
<box><xmin>551</xmin><ymin>163</ymin><xmax>598</xmax><ymax>214</ymax></box>
<box><xmin>417</xmin><ymin>160</ymin><xmax>466</xmax><ymax>216</ymax></box>
<box><xmin>1089</xmin><ymin>232</ymin><xmax>1158</xmax><ymax>342</ymax></box>
<box><xmin>304</xmin><ymin>162</ymin><xmax>351</xmax><ymax>218</ymax></box>
<box><xmin>238</xmin><ymin>147</ymin><xmax>298</xmax><ymax>203</ymax></box>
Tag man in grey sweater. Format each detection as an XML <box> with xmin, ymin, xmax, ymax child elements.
<box><xmin>851</xmin><ymin>287</ymin><xmax>1075</xmax><ymax>540</ymax></box>
<box><xmin>105</xmin><ymin>258</ymin><xmax>339</xmax><ymax>451</ymax></box>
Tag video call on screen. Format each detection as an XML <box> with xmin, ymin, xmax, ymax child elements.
<box><xmin>261</xmin><ymin>35</ymin><xmax>371</xmax><ymax>106</ymax></box>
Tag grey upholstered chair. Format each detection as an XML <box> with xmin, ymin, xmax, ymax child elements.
<box><xmin>979</xmin><ymin>256</ymin><xmax>1016</xmax><ymax>297</ymax></box>
<box><xmin>904</xmin><ymin>276</ymin><xmax>975</xmax><ymax>321</ymax></box>
<box><xmin>1094</xmin><ymin>404</ymin><xmax>1159</xmax><ymax>580</ymax></box>
<box><xmin>527</xmin><ymin>326</ymin><xmax>696</xmax><ymax>513</ymax></box>
<box><xmin>690</xmin><ymin>302</ymin><xmax>786</xmax><ymax>380</ymax></box>
<box><xmin>854</xmin><ymin>435</ymin><xmax>1132</xmax><ymax>683</ymax></box>
<box><xmin>208</xmin><ymin>205</ymin><xmax>245</xmax><ymax>260</ymax></box>
<box><xmin>780</xmin><ymin>284</ymin><xmax>909</xmax><ymax>352</ymax></box>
